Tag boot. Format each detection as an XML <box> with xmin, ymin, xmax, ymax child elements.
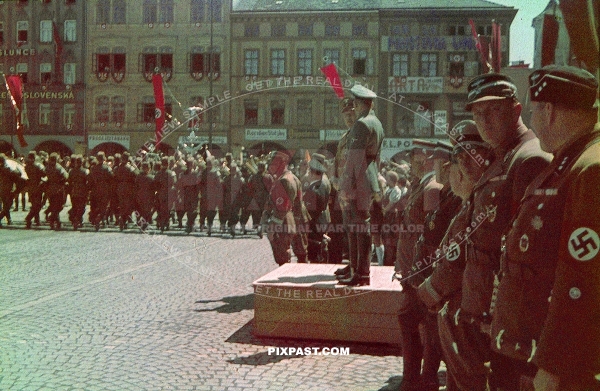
<box><xmin>376</xmin><ymin>245</ymin><xmax>385</xmax><ymax>266</ymax></box>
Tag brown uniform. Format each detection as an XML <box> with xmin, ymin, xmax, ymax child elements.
<box><xmin>491</xmin><ymin>128</ymin><xmax>600</xmax><ymax>389</ymax></box>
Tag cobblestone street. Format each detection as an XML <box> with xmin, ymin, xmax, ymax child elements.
<box><xmin>0</xmin><ymin>210</ymin><xmax>424</xmax><ymax>391</ymax></box>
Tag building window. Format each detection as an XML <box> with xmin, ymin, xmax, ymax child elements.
<box><xmin>244</xmin><ymin>49</ymin><xmax>259</xmax><ymax>76</ymax></box>
<box><xmin>393</xmin><ymin>100</ymin><xmax>432</xmax><ymax>137</ymax></box>
<box><xmin>191</xmin><ymin>0</ymin><xmax>205</xmax><ymax>23</ymax></box>
<box><xmin>64</xmin><ymin>63</ymin><xmax>76</xmax><ymax>85</ymax></box>
<box><xmin>245</xmin><ymin>24</ymin><xmax>259</xmax><ymax>37</ymax></box>
<box><xmin>324</xmin><ymin>100</ymin><xmax>340</xmax><ymax>127</ymax></box>
<box><xmin>421</xmin><ymin>25</ymin><xmax>437</xmax><ymax>36</ymax></box>
<box><xmin>143</xmin><ymin>0</ymin><xmax>157</xmax><ymax>24</ymax></box>
<box><xmin>16</xmin><ymin>63</ymin><xmax>28</xmax><ymax>84</ymax></box>
<box><xmin>271</xmin><ymin>49</ymin><xmax>285</xmax><ymax>76</ymax></box>
<box><xmin>113</xmin><ymin>49</ymin><xmax>126</xmax><ymax>74</ymax></box>
<box><xmin>352</xmin><ymin>49</ymin><xmax>367</xmax><ymax>75</ymax></box>
<box><xmin>325</xmin><ymin>23</ymin><xmax>340</xmax><ymax>37</ymax></box>
<box><xmin>66</xmin><ymin>0</ymin><xmax>76</xmax><ymax>5</ymax></box>
<box><xmin>113</xmin><ymin>0</ymin><xmax>126</xmax><ymax>24</ymax></box>
<box><xmin>271</xmin><ymin>24</ymin><xmax>286</xmax><ymax>37</ymax></box>
<box><xmin>297</xmin><ymin>49</ymin><xmax>312</xmax><ymax>76</ymax></box>
<box><xmin>17</xmin><ymin>21</ymin><xmax>28</xmax><ymax>44</ymax></box>
<box><xmin>111</xmin><ymin>96</ymin><xmax>125</xmax><ymax>123</ymax></box>
<box><xmin>391</xmin><ymin>24</ymin><xmax>410</xmax><ymax>36</ymax></box>
<box><xmin>420</xmin><ymin>53</ymin><xmax>437</xmax><ymax>77</ymax></box>
<box><xmin>477</xmin><ymin>25</ymin><xmax>493</xmax><ymax>36</ymax></box>
<box><xmin>206</xmin><ymin>49</ymin><xmax>220</xmax><ymax>78</ymax></box>
<box><xmin>64</xmin><ymin>103</ymin><xmax>76</xmax><ymax>127</ymax></box>
<box><xmin>64</xmin><ymin>20</ymin><xmax>76</xmax><ymax>42</ymax></box>
<box><xmin>298</xmin><ymin>23</ymin><xmax>313</xmax><ymax>36</ymax></box>
<box><xmin>97</xmin><ymin>0</ymin><xmax>110</xmax><ymax>24</ymax></box>
<box><xmin>159</xmin><ymin>0</ymin><xmax>173</xmax><ymax>24</ymax></box>
<box><xmin>271</xmin><ymin>100</ymin><xmax>285</xmax><ymax>125</ymax></box>
<box><xmin>448</xmin><ymin>25</ymin><xmax>468</xmax><ymax>36</ymax></box>
<box><xmin>352</xmin><ymin>23</ymin><xmax>367</xmax><ymax>37</ymax></box>
<box><xmin>40</xmin><ymin>63</ymin><xmax>52</xmax><ymax>84</ymax></box>
<box><xmin>323</xmin><ymin>48</ymin><xmax>340</xmax><ymax>66</ymax></box>
<box><xmin>141</xmin><ymin>97</ymin><xmax>155</xmax><ymax>123</ymax></box>
<box><xmin>448</xmin><ymin>53</ymin><xmax>465</xmax><ymax>78</ymax></box>
<box><xmin>392</xmin><ymin>53</ymin><xmax>409</xmax><ymax>77</ymax></box>
<box><xmin>190</xmin><ymin>49</ymin><xmax>204</xmax><ymax>78</ymax></box>
<box><xmin>209</xmin><ymin>0</ymin><xmax>222</xmax><ymax>23</ymax></box>
<box><xmin>96</xmin><ymin>96</ymin><xmax>109</xmax><ymax>123</ymax></box>
<box><xmin>244</xmin><ymin>100</ymin><xmax>258</xmax><ymax>125</ymax></box>
<box><xmin>40</xmin><ymin>20</ymin><xmax>52</xmax><ymax>43</ymax></box>
<box><xmin>297</xmin><ymin>100</ymin><xmax>312</xmax><ymax>126</ymax></box>
<box><xmin>142</xmin><ymin>47</ymin><xmax>173</xmax><ymax>78</ymax></box>
<box><xmin>39</xmin><ymin>104</ymin><xmax>51</xmax><ymax>126</ymax></box>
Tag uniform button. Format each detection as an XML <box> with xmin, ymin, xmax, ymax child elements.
<box><xmin>491</xmin><ymin>192</ymin><xmax>496</xmax><ymax>197</ymax></box>
<box><xmin>537</xmin><ymin>203</ymin><xmax>544</xmax><ymax>210</ymax></box>
<box><xmin>569</xmin><ymin>287</ymin><xmax>581</xmax><ymax>300</ymax></box>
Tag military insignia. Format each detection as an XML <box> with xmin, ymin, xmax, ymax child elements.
<box><xmin>486</xmin><ymin>204</ymin><xmax>497</xmax><ymax>223</ymax></box>
<box><xmin>276</xmin><ymin>197</ymin><xmax>284</xmax><ymax>205</ymax></box>
<box><xmin>569</xmin><ymin>287</ymin><xmax>581</xmax><ymax>300</ymax></box>
<box><xmin>519</xmin><ymin>234</ymin><xmax>529</xmax><ymax>252</ymax></box>
<box><xmin>568</xmin><ymin>227</ymin><xmax>600</xmax><ymax>261</ymax></box>
<box><xmin>429</xmin><ymin>221</ymin><xmax>435</xmax><ymax>230</ymax></box>
<box><xmin>531</xmin><ymin>216</ymin><xmax>543</xmax><ymax>231</ymax></box>
<box><xmin>446</xmin><ymin>242</ymin><xmax>461</xmax><ymax>262</ymax></box>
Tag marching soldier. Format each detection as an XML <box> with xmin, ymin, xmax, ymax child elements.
<box><xmin>45</xmin><ymin>152</ymin><xmax>69</xmax><ymax>230</ymax></box>
<box><xmin>67</xmin><ymin>155</ymin><xmax>89</xmax><ymax>230</ymax></box>
<box><xmin>337</xmin><ymin>85</ymin><xmax>384</xmax><ymax>286</ymax></box>
<box><xmin>262</xmin><ymin>151</ymin><xmax>306</xmax><ymax>266</ymax></box>
<box><xmin>114</xmin><ymin>151</ymin><xmax>137</xmax><ymax>230</ymax></box>
<box><xmin>134</xmin><ymin>161</ymin><xmax>156</xmax><ymax>231</ymax></box>
<box><xmin>448</xmin><ymin>73</ymin><xmax>551</xmax><ymax>390</ymax></box>
<box><xmin>0</xmin><ymin>153</ymin><xmax>22</xmax><ymax>227</ymax></box>
<box><xmin>154</xmin><ymin>157</ymin><xmax>177</xmax><ymax>232</ymax></box>
<box><xmin>88</xmin><ymin>152</ymin><xmax>113</xmax><ymax>231</ymax></box>
<box><xmin>177</xmin><ymin>159</ymin><xmax>201</xmax><ymax>234</ymax></box>
<box><xmin>24</xmin><ymin>151</ymin><xmax>47</xmax><ymax>229</ymax></box>
<box><xmin>490</xmin><ymin>66</ymin><xmax>600</xmax><ymax>390</ymax></box>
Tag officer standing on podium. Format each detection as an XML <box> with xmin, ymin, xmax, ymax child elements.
<box><xmin>337</xmin><ymin>84</ymin><xmax>384</xmax><ymax>286</ymax></box>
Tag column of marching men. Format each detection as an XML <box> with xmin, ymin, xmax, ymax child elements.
<box><xmin>0</xmin><ymin>65</ymin><xmax>599</xmax><ymax>390</ymax></box>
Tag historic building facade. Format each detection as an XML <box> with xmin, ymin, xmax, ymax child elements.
<box><xmin>1</xmin><ymin>0</ymin><xmax>518</xmax><ymax>160</ymax></box>
<box><xmin>0</xmin><ymin>0</ymin><xmax>85</xmax><ymax>157</ymax></box>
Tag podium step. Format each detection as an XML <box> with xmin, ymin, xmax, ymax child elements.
<box><xmin>253</xmin><ymin>264</ymin><xmax>403</xmax><ymax>344</ymax></box>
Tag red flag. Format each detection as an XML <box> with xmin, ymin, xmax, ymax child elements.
<box><xmin>469</xmin><ymin>19</ymin><xmax>491</xmax><ymax>73</ymax></box>
<box><xmin>491</xmin><ymin>20</ymin><xmax>502</xmax><ymax>72</ymax></box>
<box><xmin>4</xmin><ymin>75</ymin><xmax>28</xmax><ymax>147</ymax></box>
<box><xmin>52</xmin><ymin>21</ymin><xmax>63</xmax><ymax>80</ymax></box>
<box><xmin>319</xmin><ymin>63</ymin><xmax>345</xmax><ymax>99</ymax></box>
<box><xmin>152</xmin><ymin>73</ymin><xmax>165</xmax><ymax>146</ymax></box>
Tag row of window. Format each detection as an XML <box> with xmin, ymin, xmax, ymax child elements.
<box><xmin>1</xmin><ymin>0</ymin><xmax>76</xmax><ymax>5</ymax></box>
<box><xmin>96</xmin><ymin>0</ymin><xmax>223</xmax><ymax>25</ymax></box>
<box><xmin>389</xmin><ymin>24</ymin><xmax>494</xmax><ymax>37</ymax></box>
<box><xmin>0</xmin><ymin>20</ymin><xmax>76</xmax><ymax>45</ymax></box>
<box><xmin>10</xmin><ymin>62</ymin><xmax>77</xmax><ymax>85</ymax></box>
<box><xmin>0</xmin><ymin>103</ymin><xmax>76</xmax><ymax>128</ymax></box>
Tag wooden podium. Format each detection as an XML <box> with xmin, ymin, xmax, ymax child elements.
<box><xmin>252</xmin><ymin>264</ymin><xmax>403</xmax><ymax>344</ymax></box>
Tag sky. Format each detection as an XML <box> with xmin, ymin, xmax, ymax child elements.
<box><xmin>487</xmin><ymin>0</ymin><xmax>550</xmax><ymax>66</ymax></box>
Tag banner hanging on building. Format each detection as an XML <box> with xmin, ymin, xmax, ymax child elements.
<box><xmin>152</xmin><ymin>73</ymin><xmax>165</xmax><ymax>145</ymax></box>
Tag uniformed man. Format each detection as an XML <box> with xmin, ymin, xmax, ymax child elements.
<box><xmin>304</xmin><ymin>153</ymin><xmax>331</xmax><ymax>263</ymax></box>
<box><xmin>393</xmin><ymin>139</ymin><xmax>443</xmax><ymax>391</ymax></box>
<box><xmin>337</xmin><ymin>84</ymin><xmax>385</xmax><ymax>286</ymax></box>
<box><xmin>0</xmin><ymin>153</ymin><xmax>22</xmax><ymax>227</ymax></box>
<box><xmin>330</xmin><ymin>97</ymin><xmax>355</xmax><ymax>266</ymax></box>
<box><xmin>24</xmin><ymin>151</ymin><xmax>47</xmax><ymax>229</ymax></box>
<box><xmin>448</xmin><ymin>73</ymin><xmax>552</xmax><ymax>390</ymax></box>
<box><xmin>114</xmin><ymin>151</ymin><xmax>137</xmax><ymax>230</ymax></box>
<box><xmin>154</xmin><ymin>157</ymin><xmax>177</xmax><ymax>232</ymax></box>
<box><xmin>88</xmin><ymin>151</ymin><xmax>113</xmax><ymax>231</ymax></box>
<box><xmin>262</xmin><ymin>151</ymin><xmax>306</xmax><ymax>266</ymax></box>
<box><xmin>45</xmin><ymin>152</ymin><xmax>69</xmax><ymax>230</ymax></box>
<box><xmin>415</xmin><ymin>120</ymin><xmax>491</xmax><ymax>391</ymax></box>
<box><xmin>67</xmin><ymin>154</ymin><xmax>89</xmax><ymax>230</ymax></box>
<box><xmin>490</xmin><ymin>66</ymin><xmax>600</xmax><ymax>390</ymax></box>
<box><xmin>134</xmin><ymin>161</ymin><xmax>156</xmax><ymax>231</ymax></box>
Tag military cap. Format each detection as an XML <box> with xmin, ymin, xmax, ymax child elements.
<box><xmin>449</xmin><ymin>120</ymin><xmax>485</xmax><ymax>147</ymax></box>
<box><xmin>409</xmin><ymin>139</ymin><xmax>437</xmax><ymax>157</ymax></box>
<box><xmin>432</xmin><ymin>140</ymin><xmax>453</xmax><ymax>161</ymax></box>
<box><xmin>309</xmin><ymin>153</ymin><xmax>327</xmax><ymax>173</ymax></box>
<box><xmin>340</xmin><ymin>97</ymin><xmax>355</xmax><ymax>113</ymax></box>
<box><xmin>465</xmin><ymin>73</ymin><xmax>517</xmax><ymax>111</ymax></box>
<box><xmin>350</xmin><ymin>84</ymin><xmax>377</xmax><ymax>100</ymax></box>
<box><xmin>529</xmin><ymin>65</ymin><xmax>598</xmax><ymax>109</ymax></box>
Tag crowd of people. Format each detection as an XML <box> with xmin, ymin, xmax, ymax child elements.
<box><xmin>1</xmin><ymin>64</ymin><xmax>599</xmax><ymax>390</ymax></box>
